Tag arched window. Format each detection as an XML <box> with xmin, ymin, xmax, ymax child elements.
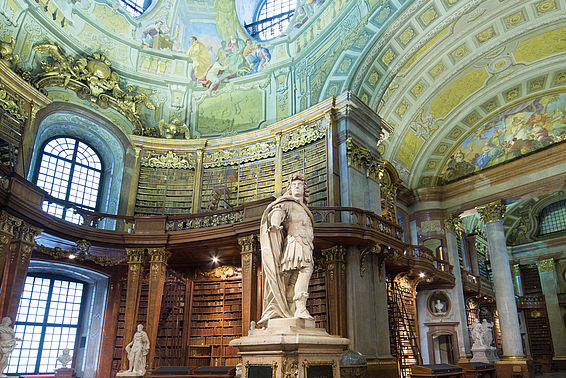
<box><xmin>34</xmin><ymin>137</ymin><xmax>102</xmax><ymax>224</ymax></box>
<box><xmin>119</xmin><ymin>0</ymin><xmax>151</xmax><ymax>17</ymax></box>
<box><xmin>246</xmin><ymin>0</ymin><xmax>296</xmax><ymax>40</ymax></box>
<box><xmin>7</xmin><ymin>275</ymin><xmax>85</xmax><ymax>374</ymax></box>
<box><xmin>538</xmin><ymin>199</ymin><xmax>566</xmax><ymax>235</ymax></box>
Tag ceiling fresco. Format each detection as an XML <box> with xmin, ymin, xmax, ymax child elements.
<box><xmin>0</xmin><ymin>0</ymin><xmax>564</xmax><ymax>190</ymax></box>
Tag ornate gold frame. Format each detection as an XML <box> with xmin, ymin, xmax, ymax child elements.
<box><xmin>244</xmin><ymin>361</ymin><xmax>277</xmax><ymax>378</ymax></box>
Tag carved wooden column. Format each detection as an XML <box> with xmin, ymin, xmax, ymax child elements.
<box><xmin>0</xmin><ymin>216</ymin><xmax>41</xmax><ymax>320</ymax></box>
<box><xmin>239</xmin><ymin>235</ymin><xmax>259</xmax><ymax>336</ymax></box>
<box><xmin>322</xmin><ymin>245</ymin><xmax>346</xmax><ymax>336</ymax></box>
<box><xmin>146</xmin><ymin>247</ymin><xmax>170</xmax><ymax>370</ymax></box>
<box><xmin>0</xmin><ymin>211</ymin><xmax>16</xmax><ymax>285</ymax></box>
<box><xmin>121</xmin><ymin>248</ymin><xmax>146</xmax><ymax>370</ymax></box>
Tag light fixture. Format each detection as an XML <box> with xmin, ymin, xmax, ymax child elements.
<box><xmin>68</xmin><ymin>254</ymin><xmax>76</xmax><ymax>259</ymax></box>
<box><xmin>419</xmin><ymin>272</ymin><xmax>426</xmax><ymax>278</ymax></box>
<box><xmin>212</xmin><ymin>256</ymin><xmax>219</xmax><ymax>263</ymax></box>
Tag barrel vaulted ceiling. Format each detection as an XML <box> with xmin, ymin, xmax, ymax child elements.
<box><xmin>1</xmin><ymin>0</ymin><xmax>565</xmax><ymax>190</ymax></box>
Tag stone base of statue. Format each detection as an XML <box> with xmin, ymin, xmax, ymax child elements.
<box><xmin>230</xmin><ymin>318</ymin><xmax>350</xmax><ymax>378</ymax></box>
<box><xmin>470</xmin><ymin>345</ymin><xmax>499</xmax><ymax>364</ymax></box>
<box><xmin>55</xmin><ymin>367</ymin><xmax>76</xmax><ymax>378</ymax></box>
<box><xmin>116</xmin><ymin>371</ymin><xmax>144</xmax><ymax>377</ymax></box>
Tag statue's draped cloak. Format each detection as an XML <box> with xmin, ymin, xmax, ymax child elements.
<box><xmin>257</xmin><ymin>195</ymin><xmax>314</xmax><ymax>327</ymax></box>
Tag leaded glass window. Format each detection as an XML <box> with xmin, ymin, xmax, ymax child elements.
<box><xmin>119</xmin><ymin>0</ymin><xmax>146</xmax><ymax>17</ymax></box>
<box><xmin>7</xmin><ymin>276</ymin><xmax>85</xmax><ymax>374</ymax></box>
<box><xmin>539</xmin><ymin>200</ymin><xmax>566</xmax><ymax>235</ymax></box>
<box><xmin>251</xmin><ymin>0</ymin><xmax>296</xmax><ymax>40</ymax></box>
<box><xmin>35</xmin><ymin>137</ymin><xmax>102</xmax><ymax>225</ymax></box>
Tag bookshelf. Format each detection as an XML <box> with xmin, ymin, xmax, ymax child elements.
<box><xmin>188</xmin><ymin>279</ymin><xmax>243</xmax><ymax>366</ymax></box>
<box><xmin>135</xmin><ymin>166</ymin><xmax>195</xmax><ymax>215</ymax></box>
<box><xmin>111</xmin><ymin>278</ymin><xmax>128</xmax><ymax>377</ymax></box>
<box><xmin>306</xmin><ymin>269</ymin><xmax>328</xmax><ymax>331</ymax></box>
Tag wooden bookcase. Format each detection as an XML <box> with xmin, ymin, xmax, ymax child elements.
<box><xmin>135</xmin><ymin>166</ymin><xmax>195</xmax><ymax>215</ymax></box>
<box><xmin>188</xmin><ymin>279</ymin><xmax>243</xmax><ymax>366</ymax></box>
<box><xmin>306</xmin><ymin>269</ymin><xmax>328</xmax><ymax>331</ymax></box>
<box><xmin>111</xmin><ymin>278</ymin><xmax>128</xmax><ymax>377</ymax></box>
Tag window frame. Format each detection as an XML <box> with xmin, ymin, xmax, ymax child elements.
<box><xmin>8</xmin><ymin>274</ymin><xmax>87</xmax><ymax>374</ymax></box>
<box><xmin>32</xmin><ymin>136</ymin><xmax>104</xmax><ymax>220</ymax></box>
<box><xmin>249</xmin><ymin>0</ymin><xmax>296</xmax><ymax>41</ymax></box>
<box><xmin>537</xmin><ymin>199</ymin><xmax>566</xmax><ymax>236</ymax></box>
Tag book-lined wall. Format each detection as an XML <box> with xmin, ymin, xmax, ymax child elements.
<box><xmin>111</xmin><ymin>277</ymin><xmax>128</xmax><ymax>377</ymax></box>
<box><xmin>188</xmin><ymin>278</ymin><xmax>243</xmax><ymax>366</ymax></box>
<box><xmin>133</xmin><ymin>120</ymin><xmax>330</xmax><ymax>215</ymax></box>
<box><xmin>306</xmin><ymin>269</ymin><xmax>328</xmax><ymax>331</ymax></box>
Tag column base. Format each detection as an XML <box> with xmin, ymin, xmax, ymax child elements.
<box><xmin>457</xmin><ymin>354</ymin><xmax>472</xmax><ymax>363</ymax></box>
<box><xmin>366</xmin><ymin>356</ymin><xmax>397</xmax><ymax>378</ymax></box>
<box><xmin>496</xmin><ymin>357</ymin><xmax>534</xmax><ymax>378</ymax></box>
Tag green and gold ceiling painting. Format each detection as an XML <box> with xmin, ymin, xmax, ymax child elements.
<box><xmin>438</xmin><ymin>92</ymin><xmax>566</xmax><ymax>184</ymax></box>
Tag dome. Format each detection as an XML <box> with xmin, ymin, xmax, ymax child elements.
<box><xmin>339</xmin><ymin>350</ymin><xmax>367</xmax><ymax>366</ymax></box>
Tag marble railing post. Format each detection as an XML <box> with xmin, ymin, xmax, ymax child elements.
<box><xmin>239</xmin><ymin>235</ymin><xmax>259</xmax><ymax>336</ymax></box>
<box><xmin>0</xmin><ymin>213</ymin><xmax>41</xmax><ymax>320</ymax></box>
<box><xmin>476</xmin><ymin>201</ymin><xmax>525</xmax><ymax>360</ymax></box>
<box><xmin>121</xmin><ymin>248</ymin><xmax>146</xmax><ymax>370</ymax></box>
<box><xmin>443</xmin><ymin>214</ymin><xmax>472</xmax><ymax>361</ymax></box>
<box><xmin>537</xmin><ymin>258</ymin><xmax>566</xmax><ymax>364</ymax></box>
<box><xmin>322</xmin><ymin>245</ymin><xmax>347</xmax><ymax>337</ymax></box>
<box><xmin>146</xmin><ymin>247</ymin><xmax>170</xmax><ymax>369</ymax></box>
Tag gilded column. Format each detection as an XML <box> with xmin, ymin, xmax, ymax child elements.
<box><xmin>146</xmin><ymin>247</ymin><xmax>170</xmax><ymax>369</ymax></box>
<box><xmin>537</xmin><ymin>258</ymin><xmax>566</xmax><ymax>362</ymax></box>
<box><xmin>192</xmin><ymin>149</ymin><xmax>204</xmax><ymax>213</ymax></box>
<box><xmin>476</xmin><ymin>201</ymin><xmax>524</xmax><ymax>359</ymax></box>
<box><xmin>239</xmin><ymin>235</ymin><xmax>259</xmax><ymax>335</ymax></box>
<box><xmin>0</xmin><ymin>216</ymin><xmax>41</xmax><ymax>320</ymax></box>
<box><xmin>321</xmin><ymin>245</ymin><xmax>346</xmax><ymax>336</ymax></box>
<box><xmin>121</xmin><ymin>248</ymin><xmax>145</xmax><ymax>370</ymax></box>
<box><xmin>274</xmin><ymin>134</ymin><xmax>283</xmax><ymax>197</ymax></box>
<box><xmin>443</xmin><ymin>214</ymin><xmax>472</xmax><ymax>361</ymax></box>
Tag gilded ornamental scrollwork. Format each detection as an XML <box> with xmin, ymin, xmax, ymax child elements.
<box><xmin>37</xmin><ymin>240</ymin><xmax>127</xmax><ymax>266</ymax></box>
<box><xmin>281</xmin><ymin>117</ymin><xmax>327</xmax><ymax>152</ymax></box>
<box><xmin>126</xmin><ymin>248</ymin><xmax>146</xmax><ymax>263</ymax></box>
<box><xmin>346</xmin><ymin>138</ymin><xmax>383</xmax><ymax>181</ymax></box>
<box><xmin>537</xmin><ymin>258</ymin><xmax>554</xmax><ymax>273</ymax></box>
<box><xmin>282</xmin><ymin>359</ymin><xmax>298</xmax><ymax>378</ymax></box>
<box><xmin>198</xmin><ymin>265</ymin><xmax>241</xmax><ymax>280</ymax></box>
<box><xmin>476</xmin><ymin>200</ymin><xmax>506</xmax><ymax>223</ymax></box>
<box><xmin>0</xmin><ymin>86</ymin><xmax>26</xmax><ymax>122</ymax></box>
<box><xmin>0</xmin><ymin>38</ymin><xmax>19</xmax><ymax>68</ymax></box>
<box><xmin>443</xmin><ymin>214</ymin><xmax>464</xmax><ymax>234</ymax></box>
<box><xmin>32</xmin><ymin>43</ymin><xmax>156</xmax><ymax>136</ymax></box>
<box><xmin>140</xmin><ymin>151</ymin><xmax>194</xmax><ymax>169</ymax></box>
<box><xmin>148</xmin><ymin>247</ymin><xmax>170</xmax><ymax>264</ymax></box>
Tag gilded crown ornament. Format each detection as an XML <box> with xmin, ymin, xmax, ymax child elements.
<box><xmin>476</xmin><ymin>200</ymin><xmax>506</xmax><ymax>223</ymax></box>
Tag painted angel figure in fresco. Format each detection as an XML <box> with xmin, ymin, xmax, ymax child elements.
<box><xmin>258</xmin><ymin>174</ymin><xmax>315</xmax><ymax>327</ymax></box>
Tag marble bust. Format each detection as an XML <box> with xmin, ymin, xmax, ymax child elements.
<box><xmin>0</xmin><ymin>317</ymin><xmax>18</xmax><ymax>378</ymax></box>
<box><xmin>434</xmin><ymin>299</ymin><xmax>445</xmax><ymax>313</ymax></box>
<box><xmin>57</xmin><ymin>348</ymin><xmax>72</xmax><ymax>368</ymax></box>
<box><xmin>117</xmin><ymin>324</ymin><xmax>150</xmax><ymax>376</ymax></box>
<box><xmin>257</xmin><ymin>173</ymin><xmax>315</xmax><ymax>327</ymax></box>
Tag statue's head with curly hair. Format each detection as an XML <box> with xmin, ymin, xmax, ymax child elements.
<box><xmin>285</xmin><ymin>173</ymin><xmax>309</xmax><ymax>204</ymax></box>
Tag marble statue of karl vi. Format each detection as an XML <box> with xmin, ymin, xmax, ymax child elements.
<box><xmin>258</xmin><ymin>173</ymin><xmax>314</xmax><ymax>327</ymax></box>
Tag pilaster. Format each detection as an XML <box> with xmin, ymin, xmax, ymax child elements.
<box><xmin>121</xmin><ymin>248</ymin><xmax>146</xmax><ymax>370</ymax></box>
<box><xmin>537</xmin><ymin>258</ymin><xmax>566</xmax><ymax>363</ymax></box>
<box><xmin>146</xmin><ymin>247</ymin><xmax>170</xmax><ymax>369</ymax></box>
<box><xmin>322</xmin><ymin>245</ymin><xmax>346</xmax><ymax>337</ymax></box>
<box><xmin>239</xmin><ymin>235</ymin><xmax>259</xmax><ymax>335</ymax></box>
<box><xmin>443</xmin><ymin>214</ymin><xmax>472</xmax><ymax>362</ymax></box>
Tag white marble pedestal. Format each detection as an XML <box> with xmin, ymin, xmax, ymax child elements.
<box><xmin>470</xmin><ymin>346</ymin><xmax>499</xmax><ymax>364</ymax></box>
<box><xmin>230</xmin><ymin>318</ymin><xmax>350</xmax><ymax>378</ymax></box>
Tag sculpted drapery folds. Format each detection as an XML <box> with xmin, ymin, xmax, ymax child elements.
<box><xmin>258</xmin><ymin>174</ymin><xmax>315</xmax><ymax>327</ymax></box>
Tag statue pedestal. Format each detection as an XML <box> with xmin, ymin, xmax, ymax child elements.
<box><xmin>230</xmin><ymin>318</ymin><xmax>350</xmax><ymax>378</ymax></box>
<box><xmin>55</xmin><ymin>367</ymin><xmax>76</xmax><ymax>377</ymax></box>
<box><xmin>470</xmin><ymin>345</ymin><xmax>499</xmax><ymax>364</ymax></box>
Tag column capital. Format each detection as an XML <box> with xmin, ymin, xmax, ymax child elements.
<box><xmin>238</xmin><ymin>234</ymin><xmax>259</xmax><ymax>254</ymax></box>
<box><xmin>321</xmin><ymin>245</ymin><xmax>346</xmax><ymax>263</ymax></box>
<box><xmin>126</xmin><ymin>248</ymin><xmax>146</xmax><ymax>263</ymax></box>
<box><xmin>476</xmin><ymin>200</ymin><xmax>506</xmax><ymax>223</ymax></box>
<box><xmin>512</xmin><ymin>264</ymin><xmax>521</xmax><ymax>277</ymax></box>
<box><xmin>443</xmin><ymin>214</ymin><xmax>464</xmax><ymax>234</ymax></box>
<box><xmin>148</xmin><ymin>247</ymin><xmax>170</xmax><ymax>263</ymax></box>
<box><xmin>537</xmin><ymin>258</ymin><xmax>554</xmax><ymax>273</ymax></box>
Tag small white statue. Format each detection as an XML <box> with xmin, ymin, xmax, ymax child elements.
<box><xmin>57</xmin><ymin>348</ymin><xmax>72</xmax><ymax>368</ymax></box>
<box><xmin>0</xmin><ymin>317</ymin><xmax>18</xmax><ymax>378</ymax></box>
<box><xmin>481</xmin><ymin>319</ymin><xmax>494</xmax><ymax>347</ymax></box>
<box><xmin>434</xmin><ymin>299</ymin><xmax>445</xmax><ymax>313</ymax></box>
<box><xmin>117</xmin><ymin>324</ymin><xmax>150</xmax><ymax>376</ymax></box>
<box><xmin>248</xmin><ymin>321</ymin><xmax>256</xmax><ymax>336</ymax></box>
<box><xmin>235</xmin><ymin>363</ymin><xmax>243</xmax><ymax>377</ymax></box>
<box><xmin>470</xmin><ymin>318</ymin><xmax>484</xmax><ymax>347</ymax></box>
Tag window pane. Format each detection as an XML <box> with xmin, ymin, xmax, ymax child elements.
<box><xmin>539</xmin><ymin>200</ymin><xmax>566</xmax><ymax>235</ymax></box>
<box><xmin>257</xmin><ymin>0</ymin><xmax>296</xmax><ymax>40</ymax></box>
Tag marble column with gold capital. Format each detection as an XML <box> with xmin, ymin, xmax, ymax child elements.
<box><xmin>476</xmin><ymin>200</ymin><xmax>524</xmax><ymax>359</ymax></box>
<box><xmin>537</xmin><ymin>258</ymin><xmax>566</xmax><ymax>362</ymax></box>
<box><xmin>443</xmin><ymin>214</ymin><xmax>471</xmax><ymax>361</ymax></box>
